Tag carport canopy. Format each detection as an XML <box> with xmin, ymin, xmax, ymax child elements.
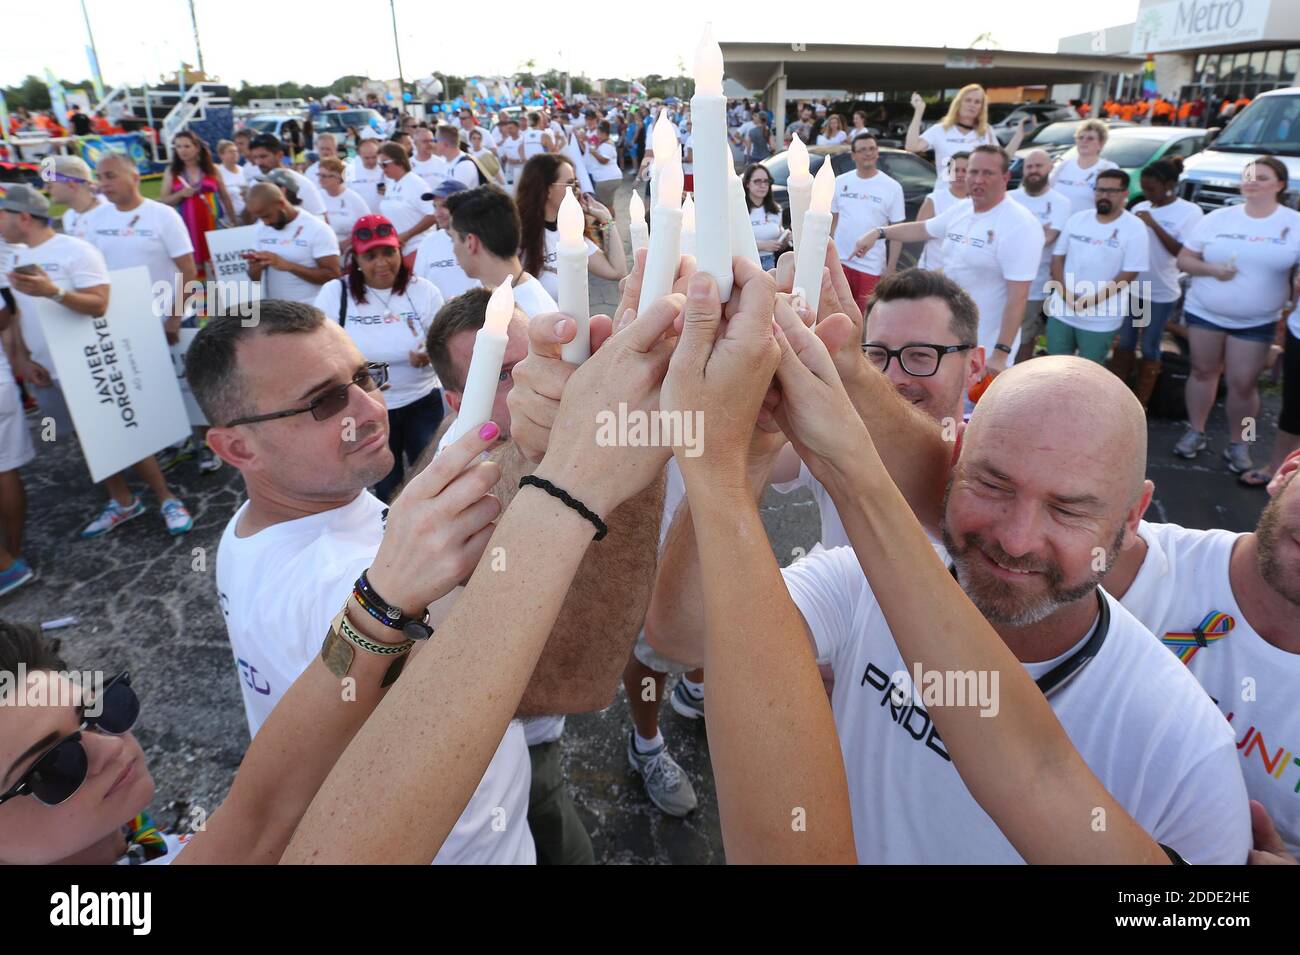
<box><xmin>721</xmin><ymin>42</ymin><xmax>1145</xmax><ymax>142</ymax></box>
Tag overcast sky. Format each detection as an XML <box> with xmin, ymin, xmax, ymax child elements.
<box><xmin>2</xmin><ymin>0</ymin><xmax>1142</xmax><ymax>90</ymax></box>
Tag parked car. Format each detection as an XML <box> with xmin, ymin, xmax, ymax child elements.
<box><xmin>1052</xmin><ymin>126</ymin><xmax>1209</xmax><ymax>205</ymax></box>
<box><xmin>1179</xmin><ymin>86</ymin><xmax>1300</xmax><ymax>212</ymax></box>
<box><xmin>992</xmin><ymin>103</ymin><xmax>1080</xmax><ymax>145</ymax></box>
<box><xmin>314</xmin><ymin>108</ymin><xmax>386</xmax><ymax>139</ymax></box>
<box><xmin>761</xmin><ymin>145</ymin><xmax>937</xmax><ymax>266</ymax></box>
<box><xmin>240</xmin><ymin>114</ymin><xmax>303</xmax><ymax>140</ymax></box>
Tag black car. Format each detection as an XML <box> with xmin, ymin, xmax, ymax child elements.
<box><xmin>761</xmin><ymin>145</ymin><xmax>937</xmax><ymax>266</ymax></box>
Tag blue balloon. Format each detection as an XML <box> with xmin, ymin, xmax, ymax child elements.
<box><xmin>385</xmin><ymin>91</ymin><xmax>394</xmax><ymax>101</ymax></box>
<box><xmin>402</xmin><ymin>92</ymin><xmax>412</xmax><ymax>102</ymax></box>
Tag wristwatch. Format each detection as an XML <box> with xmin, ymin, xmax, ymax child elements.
<box><xmin>876</xmin><ymin>226</ymin><xmax>888</xmax><ymax>242</ymax></box>
<box><xmin>52</xmin><ymin>287</ymin><xmax>67</xmax><ymax>304</ymax></box>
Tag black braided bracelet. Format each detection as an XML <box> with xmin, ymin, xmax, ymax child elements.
<box><xmin>519</xmin><ymin>475</ymin><xmax>608</xmax><ymax>541</ymax></box>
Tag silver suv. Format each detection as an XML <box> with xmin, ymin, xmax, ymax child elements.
<box><xmin>1179</xmin><ymin>87</ymin><xmax>1300</xmax><ymax>212</ymax></box>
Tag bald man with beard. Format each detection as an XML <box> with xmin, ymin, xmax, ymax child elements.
<box><xmin>648</xmin><ymin>355</ymin><xmax>1250</xmax><ymax>863</ymax></box>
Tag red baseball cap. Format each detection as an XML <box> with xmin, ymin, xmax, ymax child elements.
<box><xmin>351</xmin><ymin>214</ymin><xmax>400</xmax><ymax>255</ymax></box>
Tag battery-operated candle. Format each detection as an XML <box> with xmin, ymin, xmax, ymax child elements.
<box><xmin>637</xmin><ymin>156</ymin><xmax>684</xmax><ymax>314</ymax></box>
<box><xmin>448</xmin><ymin>276</ymin><xmax>514</xmax><ymax>441</ymax></box>
<box><xmin>628</xmin><ymin>190</ymin><xmax>649</xmax><ymax>259</ymax></box>
<box><xmin>680</xmin><ymin>194</ymin><xmax>697</xmax><ymax>259</ymax></box>
<box><xmin>792</xmin><ymin>159</ymin><xmax>836</xmax><ymax>315</ymax></box>
<box><xmin>689</xmin><ymin>23</ymin><xmax>733</xmax><ymax>302</ymax></box>
<box><xmin>787</xmin><ymin>135</ymin><xmax>813</xmax><ymax>251</ymax></box>
<box><xmin>557</xmin><ymin>189</ymin><xmax>591</xmax><ymax>363</ymax></box>
<box><xmin>728</xmin><ymin>164</ymin><xmax>762</xmax><ymax>268</ymax></box>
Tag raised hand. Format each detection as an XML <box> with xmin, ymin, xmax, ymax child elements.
<box><xmin>367</xmin><ymin>423</ymin><xmax>504</xmax><ymax>617</ymax></box>
<box><xmin>661</xmin><ymin>259</ymin><xmax>779</xmax><ymax>484</ymax></box>
<box><xmin>534</xmin><ymin>293</ymin><xmax>686</xmax><ymax>518</ymax></box>
<box><xmin>507</xmin><ymin>310</ymin><xmax>615</xmax><ymax>463</ymax></box>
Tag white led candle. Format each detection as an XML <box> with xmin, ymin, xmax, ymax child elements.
<box><xmin>628</xmin><ymin>190</ymin><xmax>649</xmax><ymax>260</ymax></box>
<box><xmin>689</xmin><ymin>23</ymin><xmax>733</xmax><ymax>302</ymax></box>
<box><xmin>637</xmin><ymin>156</ymin><xmax>684</xmax><ymax>314</ymax></box>
<box><xmin>557</xmin><ymin>189</ymin><xmax>591</xmax><ymax>363</ymax></box>
<box><xmin>787</xmin><ymin>135</ymin><xmax>813</xmax><ymax>251</ymax></box>
<box><xmin>680</xmin><ymin>194</ymin><xmax>697</xmax><ymax>259</ymax></box>
<box><xmin>448</xmin><ymin>277</ymin><xmax>514</xmax><ymax>441</ymax></box>
<box><xmin>792</xmin><ymin>159</ymin><xmax>836</xmax><ymax>316</ymax></box>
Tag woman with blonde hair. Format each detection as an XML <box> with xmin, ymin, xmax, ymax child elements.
<box><xmin>1050</xmin><ymin>118</ymin><xmax>1119</xmax><ymax>214</ymax></box>
<box><xmin>905</xmin><ymin>84</ymin><xmax>1025</xmax><ymax>190</ymax></box>
<box><xmin>816</xmin><ymin>113</ymin><xmax>848</xmax><ymax>146</ymax></box>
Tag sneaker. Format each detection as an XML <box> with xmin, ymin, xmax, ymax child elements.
<box><xmin>1173</xmin><ymin>427</ymin><xmax>1207</xmax><ymax>459</ymax></box>
<box><xmin>1223</xmin><ymin>442</ymin><xmax>1253</xmax><ymax>474</ymax></box>
<box><xmin>80</xmin><ymin>496</ymin><xmax>146</xmax><ymax>539</ymax></box>
<box><xmin>627</xmin><ymin>732</ymin><xmax>698</xmax><ymax>817</ymax></box>
<box><xmin>0</xmin><ymin>558</ymin><xmax>35</xmax><ymax>597</ymax></box>
<box><xmin>160</xmin><ymin>498</ymin><xmax>194</xmax><ymax>536</ymax></box>
<box><xmin>670</xmin><ymin>680</ymin><xmax>705</xmax><ymax>720</ymax></box>
<box><xmin>157</xmin><ymin>437</ymin><xmax>196</xmax><ymax>472</ymax></box>
<box><xmin>198</xmin><ymin>446</ymin><xmax>222</xmax><ymax>473</ymax></box>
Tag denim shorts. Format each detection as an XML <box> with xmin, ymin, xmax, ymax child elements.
<box><xmin>1184</xmin><ymin>311</ymin><xmax>1277</xmax><ymax>343</ymax></box>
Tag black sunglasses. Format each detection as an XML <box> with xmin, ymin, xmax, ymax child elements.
<box><xmin>224</xmin><ymin>362</ymin><xmax>390</xmax><ymax>427</ymax></box>
<box><xmin>0</xmin><ymin>672</ymin><xmax>140</xmax><ymax>807</ymax></box>
<box><xmin>862</xmin><ymin>342</ymin><xmax>974</xmax><ymax>377</ymax></box>
<box><xmin>354</xmin><ymin>223</ymin><xmax>396</xmax><ymax>242</ymax></box>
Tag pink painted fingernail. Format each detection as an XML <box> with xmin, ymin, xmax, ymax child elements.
<box><xmin>479</xmin><ymin>422</ymin><xmax>500</xmax><ymax>442</ymax></box>
<box><xmin>554</xmin><ymin>318</ymin><xmax>569</xmax><ymax>338</ymax></box>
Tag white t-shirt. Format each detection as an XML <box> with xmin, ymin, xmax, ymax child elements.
<box><xmin>918</xmin><ymin>187</ymin><xmax>965</xmax><ymax>271</ymax></box>
<box><xmin>816</xmin><ymin>130</ymin><xmax>848</xmax><ymax>146</ymax></box>
<box><xmin>314</xmin><ymin>276</ymin><xmax>444</xmax><ymax>408</ymax></box>
<box><xmin>749</xmin><ymin>205</ymin><xmax>783</xmax><ymax>244</ymax></box>
<box><xmin>347</xmin><ymin>159</ymin><xmax>386</xmax><ymax>213</ymax></box>
<box><xmin>323</xmin><ymin>188</ymin><xmax>371</xmax><ymax>245</ymax></box>
<box><xmin>1049</xmin><ymin>157</ymin><xmax>1120</xmax><ymax>216</ymax></box>
<box><xmin>771</xmin><ymin>460</ymin><xmax>850</xmax><ymax>551</ymax></box>
<box><xmin>219</xmin><ymin>165</ymin><xmax>251</xmax><ymax>218</ymax></box>
<box><xmin>522</xmin><ymin>128</ymin><xmax>548</xmax><ymax>160</ymax></box>
<box><xmin>680</xmin><ymin>134</ymin><xmax>694</xmax><ymax>176</ymax></box>
<box><xmin>248</xmin><ymin>166</ymin><xmax>327</xmax><ymax>219</ymax></box>
<box><xmin>498</xmin><ymin>134</ymin><xmax>525</xmax><ymax>177</ymax></box>
<box><xmin>924</xmin><ymin>196</ymin><xmax>1042</xmax><ymax>355</ymax></box>
<box><xmin>411</xmin><ymin>154</ymin><xmax>448</xmax><ymax>194</ymax></box>
<box><xmin>1047</xmin><ymin>210</ymin><xmax>1150</xmax><ymax>332</ymax></box>
<box><xmin>1129</xmin><ymin>198</ymin><xmax>1203</xmax><ymax>303</ymax></box>
<box><xmin>412</xmin><ymin>229</ymin><xmax>479</xmax><ymax>301</ymax></box>
<box><xmin>920</xmin><ymin>123</ymin><xmax>997</xmax><ymax>184</ymax></box>
<box><xmin>830</xmin><ymin>169</ymin><xmax>905</xmax><ymax>276</ymax></box>
<box><xmin>1120</xmin><ymin>520</ymin><xmax>1300</xmax><ymax>857</ymax></box>
<box><xmin>1182</xmin><ymin>204</ymin><xmax>1300</xmax><ymax>332</ymax></box>
<box><xmin>513</xmin><ymin>273</ymin><xmax>560</xmax><ymax>318</ymax></box>
<box><xmin>539</xmin><ymin>227</ymin><xmax>598</xmax><ymax>302</ymax></box>
<box><xmin>215</xmin><ymin>491</ymin><xmax>534</xmax><ymax>865</ymax></box>
<box><xmin>380</xmin><ymin>172</ymin><xmax>436</xmax><ymax>255</ymax></box>
<box><xmin>251</xmin><ymin>210</ymin><xmax>340</xmax><ymax>305</ymax></box>
<box><xmin>783</xmin><ymin>545</ymin><xmax>1251</xmax><ymax>864</ymax></box>
<box><xmin>448</xmin><ymin>154</ymin><xmax>482</xmax><ymax>189</ymax></box>
<box><xmin>586</xmin><ymin>141</ymin><xmax>621</xmax><ymax>183</ymax></box>
<box><xmin>61</xmin><ymin>196</ymin><xmax>106</xmax><ymax>239</ymax></box>
<box><xmin>1009</xmin><ymin>187</ymin><xmax>1071</xmax><ymax>299</ymax></box>
<box><xmin>11</xmin><ymin>234</ymin><xmax>110</xmax><ymax>380</ymax></box>
<box><xmin>82</xmin><ymin>199</ymin><xmax>193</xmax><ymax>312</ymax></box>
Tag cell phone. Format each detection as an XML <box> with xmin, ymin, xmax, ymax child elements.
<box><xmin>12</xmin><ymin>264</ymin><xmax>40</xmax><ymax>275</ymax></box>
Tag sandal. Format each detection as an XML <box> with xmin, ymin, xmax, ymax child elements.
<box><xmin>1238</xmin><ymin>468</ymin><xmax>1273</xmax><ymax>488</ymax></box>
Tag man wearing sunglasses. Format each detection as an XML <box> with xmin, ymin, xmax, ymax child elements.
<box><xmin>1046</xmin><ymin>168</ymin><xmax>1149</xmax><ymax>365</ymax></box>
<box><xmin>187</xmin><ymin>298</ymin><xmax>539</xmax><ymax>864</ymax></box>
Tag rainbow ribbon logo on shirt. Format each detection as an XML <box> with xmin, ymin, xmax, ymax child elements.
<box><xmin>1160</xmin><ymin>611</ymin><xmax>1235</xmax><ymax>664</ymax></box>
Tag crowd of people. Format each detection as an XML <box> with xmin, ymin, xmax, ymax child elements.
<box><xmin>0</xmin><ymin>78</ymin><xmax>1297</xmax><ymax>867</ymax></box>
